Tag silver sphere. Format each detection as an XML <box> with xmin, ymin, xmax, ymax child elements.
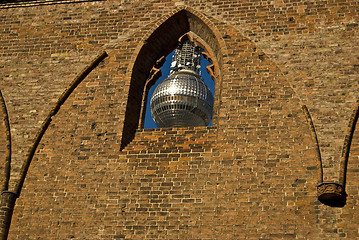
<box><xmin>150</xmin><ymin>69</ymin><xmax>213</xmax><ymax>128</ymax></box>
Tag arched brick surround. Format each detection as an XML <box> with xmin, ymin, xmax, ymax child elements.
<box><xmin>120</xmin><ymin>9</ymin><xmax>224</xmax><ymax>150</ymax></box>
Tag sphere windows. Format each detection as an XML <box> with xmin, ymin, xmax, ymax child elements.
<box><xmin>143</xmin><ymin>49</ymin><xmax>215</xmax><ymax>129</ymax></box>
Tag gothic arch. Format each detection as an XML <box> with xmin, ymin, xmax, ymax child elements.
<box><xmin>0</xmin><ymin>51</ymin><xmax>108</xmax><ymax>239</ymax></box>
<box><xmin>120</xmin><ymin>8</ymin><xmax>225</xmax><ymax>150</ymax></box>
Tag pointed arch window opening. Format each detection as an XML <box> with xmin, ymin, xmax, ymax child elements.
<box><xmin>120</xmin><ymin>10</ymin><xmax>223</xmax><ymax>150</ymax></box>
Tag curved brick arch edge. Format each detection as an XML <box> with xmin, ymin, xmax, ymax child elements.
<box><xmin>311</xmin><ymin>103</ymin><xmax>359</xmax><ymax>207</ymax></box>
<box><xmin>120</xmin><ymin>8</ymin><xmax>226</xmax><ymax>150</ymax></box>
<box><xmin>340</xmin><ymin>103</ymin><xmax>359</xmax><ymax>188</ymax></box>
<box><xmin>0</xmin><ymin>91</ymin><xmax>11</xmax><ymax>193</ymax></box>
<box><xmin>303</xmin><ymin>103</ymin><xmax>354</xmax><ymax>207</ymax></box>
<box><xmin>219</xmin><ymin>24</ymin><xmax>328</xmax><ymax>206</ymax></box>
<box><xmin>0</xmin><ymin>51</ymin><xmax>108</xmax><ymax>240</ymax></box>
<box><xmin>310</xmin><ymin>103</ymin><xmax>359</xmax><ymax>207</ymax></box>
<box><xmin>301</xmin><ymin>105</ymin><xmax>324</xmax><ymax>184</ymax></box>
<box><xmin>315</xmin><ymin>103</ymin><xmax>359</xmax><ymax>207</ymax></box>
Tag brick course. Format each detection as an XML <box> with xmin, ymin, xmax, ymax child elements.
<box><xmin>0</xmin><ymin>0</ymin><xmax>358</xmax><ymax>239</ymax></box>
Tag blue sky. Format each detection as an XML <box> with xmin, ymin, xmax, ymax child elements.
<box><xmin>144</xmin><ymin>51</ymin><xmax>215</xmax><ymax>129</ymax></box>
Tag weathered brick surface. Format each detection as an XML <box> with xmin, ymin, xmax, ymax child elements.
<box><xmin>0</xmin><ymin>108</ymin><xmax>7</xmax><ymax>191</ymax></box>
<box><xmin>0</xmin><ymin>0</ymin><xmax>358</xmax><ymax>239</ymax></box>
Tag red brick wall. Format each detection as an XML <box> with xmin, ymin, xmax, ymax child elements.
<box><xmin>0</xmin><ymin>0</ymin><xmax>358</xmax><ymax>239</ymax></box>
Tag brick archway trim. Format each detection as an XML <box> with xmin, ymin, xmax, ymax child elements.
<box><xmin>120</xmin><ymin>8</ymin><xmax>225</xmax><ymax>150</ymax></box>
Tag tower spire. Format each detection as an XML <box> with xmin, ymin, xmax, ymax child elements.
<box><xmin>170</xmin><ymin>40</ymin><xmax>202</xmax><ymax>74</ymax></box>
<box><xmin>150</xmin><ymin>39</ymin><xmax>213</xmax><ymax>128</ymax></box>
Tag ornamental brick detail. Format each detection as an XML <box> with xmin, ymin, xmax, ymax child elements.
<box><xmin>317</xmin><ymin>182</ymin><xmax>347</xmax><ymax>207</ymax></box>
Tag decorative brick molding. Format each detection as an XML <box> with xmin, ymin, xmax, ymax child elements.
<box><xmin>302</xmin><ymin>105</ymin><xmax>323</xmax><ymax>183</ymax></box>
<box><xmin>0</xmin><ymin>191</ymin><xmax>17</xmax><ymax>240</ymax></box>
<box><xmin>317</xmin><ymin>182</ymin><xmax>347</xmax><ymax>207</ymax></box>
<box><xmin>339</xmin><ymin>103</ymin><xmax>359</xmax><ymax>187</ymax></box>
<box><xmin>0</xmin><ymin>91</ymin><xmax>11</xmax><ymax>193</ymax></box>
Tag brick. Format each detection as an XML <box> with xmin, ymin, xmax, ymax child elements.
<box><xmin>0</xmin><ymin>1</ymin><xmax>358</xmax><ymax>240</ymax></box>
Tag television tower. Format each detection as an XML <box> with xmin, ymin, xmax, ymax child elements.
<box><xmin>150</xmin><ymin>40</ymin><xmax>214</xmax><ymax>127</ymax></box>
